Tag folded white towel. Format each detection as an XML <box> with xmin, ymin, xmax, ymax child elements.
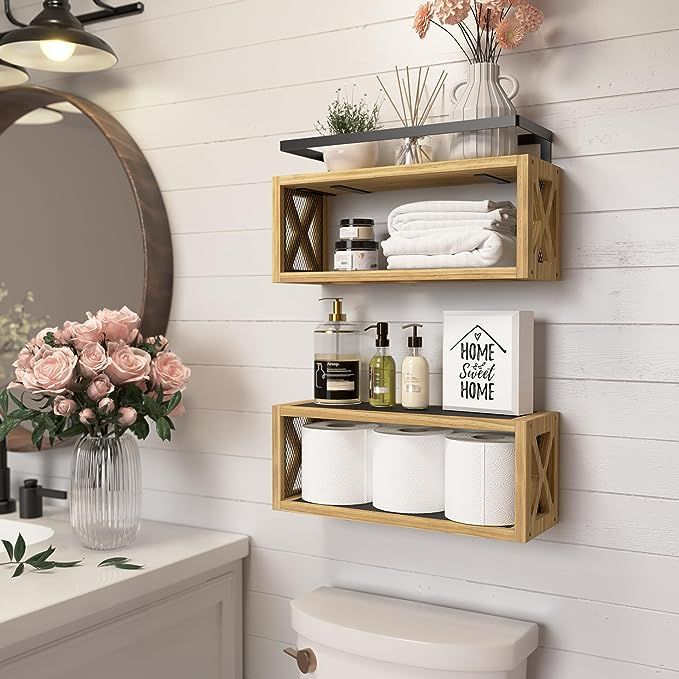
<box><xmin>387</xmin><ymin>219</ymin><xmax>517</xmax><ymax>239</ymax></box>
<box><xmin>388</xmin><ymin>201</ymin><xmax>515</xmax><ymax>233</ymax></box>
<box><xmin>386</xmin><ymin>234</ymin><xmax>516</xmax><ymax>269</ymax></box>
<box><xmin>382</xmin><ymin>229</ymin><xmax>510</xmax><ymax>257</ymax></box>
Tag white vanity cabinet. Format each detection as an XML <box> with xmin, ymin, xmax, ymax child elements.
<box><xmin>0</xmin><ymin>514</ymin><xmax>248</xmax><ymax>679</ymax></box>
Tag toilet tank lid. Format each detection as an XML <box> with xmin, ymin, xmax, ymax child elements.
<box><xmin>291</xmin><ymin>588</ymin><xmax>539</xmax><ymax>673</ymax></box>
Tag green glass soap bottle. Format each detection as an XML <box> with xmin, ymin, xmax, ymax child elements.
<box><xmin>365</xmin><ymin>322</ymin><xmax>396</xmax><ymax>408</ymax></box>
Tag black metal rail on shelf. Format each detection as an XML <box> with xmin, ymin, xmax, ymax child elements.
<box><xmin>280</xmin><ymin>114</ymin><xmax>554</xmax><ymax>163</ymax></box>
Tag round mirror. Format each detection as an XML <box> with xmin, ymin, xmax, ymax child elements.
<box><xmin>0</xmin><ymin>86</ymin><xmax>173</xmax><ymax>450</ymax></box>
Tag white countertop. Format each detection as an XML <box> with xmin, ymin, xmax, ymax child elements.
<box><xmin>0</xmin><ymin>508</ymin><xmax>249</xmax><ymax>655</ymax></box>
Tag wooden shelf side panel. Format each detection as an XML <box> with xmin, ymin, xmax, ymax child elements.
<box><xmin>272</xmin><ymin>402</ymin><xmax>560</xmax><ymax>543</ymax></box>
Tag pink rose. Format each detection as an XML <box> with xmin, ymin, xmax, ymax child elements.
<box><xmin>87</xmin><ymin>374</ymin><xmax>114</xmax><ymax>401</ymax></box>
<box><xmin>18</xmin><ymin>345</ymin><xmax>77</xmax><ymax>395</ymax></box>
<box><xmin>146</xmin><ymin>335</ymin><xmax>169</xmax><ymax>352</ymax></box>
<box><xmin>117</xmin><ymin>407</ymin><xmax>137</xmax><ymax>427</ymax></box>
<box><xmin>98</xmin><ymin>397</ymin><xmax>115</xmax><ymax>414</ymax></box>
<box><xmin>105</xmin><ymin>341</ymin><xmax>151</xmax><ymax>385</ymax></box>
<box><xmin>79</xmin><ymin>341</ymin><xmax>109</xmax><ymax>377</ymax></box>
<box><xmin>79</xmin><ymin>408</ymin><xmax>96</xmax><ymax>425</ymax></box>
<box><xmin>63</xmin><ymin>314</ymin><xmax>103</xmax><ymax>350</ymax></box>
<box><xmin>13</xmin><ymin>346</ymin><xmax>35</xmax><ymax>373</ymax></box>
<box><xmin>169</xmin><ymin>402</ymin><xmax>186</xmax><ymax>418</ymax></box>
<box><xmin>33</xmin><ymin>326</ymin><xmax>64</xmax><ymax>347</ymax></box>
<box><xmin>53</xmin><ymin>396</ymin><xmax>77</xmax><ymax>417</ymax></box>
<box><xmin>150</xmin><ymin>352</ymin><xmax>191</xmax><ymax>396</ymax></box>
<box><xmin>96</xmin><ymin>306</ymin><xmax>141</xmax><ymax>343</ymax></box>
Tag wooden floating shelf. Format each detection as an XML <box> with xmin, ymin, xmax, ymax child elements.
<box><xmin>273</xmin><ymin>401</ymin><xmax>560</xmax><ymax>543</ymax></box>
<box><xmin>272</xmin><ymin>154</ymin><xmax>562</xmax><ymax>284</ymax></box>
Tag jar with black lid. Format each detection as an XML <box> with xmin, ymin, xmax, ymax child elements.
<box><xmin>334</xmin><ymin>239</ymin><xmax>379</xmax><ymax>271</ymax></box>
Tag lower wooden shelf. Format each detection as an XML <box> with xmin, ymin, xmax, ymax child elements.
<box><xmin>273</xmin><ymin>401</ymin><xmax>560</xmax><ymax>543</ymax></box>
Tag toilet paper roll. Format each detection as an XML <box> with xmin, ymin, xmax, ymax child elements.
<box><xmin>445</xmin><ymin>431</ymin><xmax>515</xmax><ymax>526</ymax></box>
<box><xmin>302</xmin><ymin>421</ymin><xmax>378</xmax><ymax>505</ymax></box>
<box><xmin>371</xmin><ymin>426</ymin><xmax>452</xmax><ymax>514</ymax></box>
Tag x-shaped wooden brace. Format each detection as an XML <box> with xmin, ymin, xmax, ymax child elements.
<box><xmin>283</xmin><ymin>418</ymin><xmax>304</xmax><ymax>496</ymax></box>
<box><xmin>531</xmin><ymin>430</ymin><xmax>554</xmax><ymax>520</ymax></box>
<box><xmin>285</xmin><ymin>190</ymin><xmax>323</xmax><ymax>271</ymax></box>
<box><xmin>532</xmin><ymin>179</ymin><xmax>556</xmax><ymax>263</ymax></box>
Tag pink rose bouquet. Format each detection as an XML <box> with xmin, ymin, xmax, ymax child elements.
<box><xmin>0</xmin><ymin>306</ymin><xmax>190</xmax><ymax>448</ymax></box>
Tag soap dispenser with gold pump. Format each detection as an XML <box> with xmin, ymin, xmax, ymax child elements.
<box><xmin>314</xmin><ymin>298</ymin><xmax>361</xmax><ymax>405</ymax></box>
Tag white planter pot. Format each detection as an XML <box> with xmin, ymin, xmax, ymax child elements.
<box><xmin>323</xmin><ymin>141</ymin><xmax>379</xmax><ymax>172</ymax></box>
<box><xmin>449</xmin><ymin>62</ymin><xmax>519</xmax><ymax>160</ymax></box>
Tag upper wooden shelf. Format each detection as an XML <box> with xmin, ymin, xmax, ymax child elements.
<box><xmin>272</xmin><ymin>154</ymin><xmax>562</xmax><ymax>284</ymax></box>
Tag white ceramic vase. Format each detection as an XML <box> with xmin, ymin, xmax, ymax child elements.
<box><xmin>323</xmin><ymin>141</ymin><xmax>379</xmax><ymax>172</ymax></box>
<box><xmin>449</xmin><ymin>62</ymin><xmax>519</xmax><ymax>160</ymax></box>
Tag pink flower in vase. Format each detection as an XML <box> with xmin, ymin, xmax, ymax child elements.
<box><xmin>79</xmin><ymin>408</ymin><xmax>96</xmax><ymax>425</ymax></box>
<box><xmin>413</xmin><ymin>3</ymin><xmax>434</xmax><ymax>38</ymax></box>
<box><xmin>19</xmin><ymin>345</ymin><xmax>78</xmax><ymax>395</ymax></box>
<box><xmin>117</xmin><ymin>407</ymin><xmax>138</xmax><ymax>427</ymax></box>
<box><xmin>105</xmin><ymin>341</ymin><xmax>152</xmax><ymax>385</ymax></box>
<box><xmin>150</xmin><ymin>352</ymin><xmax>191</xmax><ymax>397</ymax></box>
<box><xmin>63</xmin><ymin>314</ymin><xmax>103</xmax><ymax>350</ymax></box>
<box><xmin>495</xmin><ymin>16</ymin><xmax>526</xmax><ymax>49</ymax></box>
<box><xmin>515</xmin><ymin>3</ymin><xmax>543</xmax><ymax>32</ymax></box>
<box><xmin>53</xmin><ymin>396</ymin><xmax>77</xmax><ymax>417</ymax></box>
<box><xmin>87</xmin><ymin>374</ymin><xmax>114</xmax><ymax>401</ymax></box>
<box><xmin>434</xmin><ymin>0</ymin><xmax>470</xmax><ymax>25</ymax></box>
<box><xmin>79</xmin><ymin>341</ymin><xmax>110</xmax><ymax>377</ymax></box>
<box><xmin>98</xmin><ymin>397</ymin><xmax>115</xmax><ymax>415</ymax></box>
<box><xmin>96</xmin><ymin>306</ymin><xmax>141</xmax><ymax>344</ymax></box>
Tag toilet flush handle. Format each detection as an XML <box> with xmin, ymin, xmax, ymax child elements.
<box><xmin>284</xmin><ymin>647</ymin><xmax>318</xmax><ymax>674</ymax></box>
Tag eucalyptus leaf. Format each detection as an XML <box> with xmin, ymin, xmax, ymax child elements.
<box><xmin>54</xmin><ymin>560</ymin><xmax>83</xmax><ymax>568</ymax></box>
<box><xmin>12</xmin><ymin>562</ymin><xmax>24</xmax><ymax>578</ymax></box>
<box><xmin>14</xmin><ymin>533</ymin><xmax>26</xmax><ymax>562</ymax></box>
<box><xmin>98</xmin><ymin>557</ymin><xmax>130</xmax><ymax>567</ymax></box>
<box><xmin>115</xmin><ymin>563</ymin><xmax>144</xmax><ymax>570</ymax></box>
<box><xmin>2</xmin><ymin>539</ymin><xmax>13</xmax><ymax>561</ymax></box>
<box><xmin>25</xmin><ymin>546</ymin><xmax>56</xmax><ymax>567</ymax></box>
<box><xmin>34</xmin><ymin>561</ymin><xmax>56</xmax><ymax>570</ymax></box>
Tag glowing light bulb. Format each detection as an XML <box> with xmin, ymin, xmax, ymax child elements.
<box><xmin>39</xmin><ymin>40</ymin><xmax>76</xmax><ymax>62</ymax></box>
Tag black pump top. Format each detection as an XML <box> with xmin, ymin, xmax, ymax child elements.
<box><xmin>365</xmin><ymin>322</ymin><xmax>390</xmax><ymax>347</ymax></box>
<box><xmin>403</xmin><ymin>323</ymin><xmax>423</xmax><ymax>348</ymax></box>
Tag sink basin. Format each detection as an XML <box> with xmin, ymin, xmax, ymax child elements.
<box><xmin>0</xmin><ymin>518</ymin><xmax>54</xmax><ymax>557</ymax></box>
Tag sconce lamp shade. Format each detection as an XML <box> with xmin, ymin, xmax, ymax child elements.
<box><xmin>0</xmin><ymin>59</ymin><xmax>29</xmax><ymax>85</ymax></box>
<box><xmin>0</xmin><ymin>1</ymin><xmax>117</xmax><ymax>73</ymax></box>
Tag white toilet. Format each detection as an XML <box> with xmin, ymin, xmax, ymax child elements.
<box><xmin>287</xmin><ymin>587</ymin><xmax>538</xmax><ymax>679</ymax></box>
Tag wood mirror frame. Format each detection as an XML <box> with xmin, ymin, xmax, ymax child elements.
<box><xmin>0</xmin><ymin>85</ymin><xmax>173</xmax><ymax>451</ymax></box>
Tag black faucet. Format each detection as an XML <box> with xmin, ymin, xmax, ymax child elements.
<box><xmin>19</xmin><ymin>479</ymin><xmax>68</xmax><ymax>519</ymax></box>
<box><xmin>0</xmin><ymin>437</ymin><xmax>16</xmax><ymax>514</ymax></box>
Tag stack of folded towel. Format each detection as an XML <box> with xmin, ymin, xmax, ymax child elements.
<box><xmin>382</xmin><ymin>200</ymin><xmax>517</xmax><ymax>270</ymax></box>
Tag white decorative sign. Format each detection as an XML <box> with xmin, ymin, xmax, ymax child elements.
<box><xmin>443</xmin><ymin>311</ymin><xmax>534</xmax><ymax>416</ymax></box>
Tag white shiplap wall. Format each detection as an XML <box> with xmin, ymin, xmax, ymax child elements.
<box><xmin>7</xmin><ymin>1</ymin><xmax>679</xmax><ymax>677</ymax></box>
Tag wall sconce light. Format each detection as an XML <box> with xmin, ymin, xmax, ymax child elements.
<box><xmin>0</xmin><ymin>0</ymin><xmax>144</xmax><ymax>74</ymax></box>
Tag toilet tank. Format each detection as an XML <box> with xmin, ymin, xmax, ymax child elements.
<box><xmin>289</xmin><ymin>587</ymin><xmax>538</xmax><ymax>679</ymax></box>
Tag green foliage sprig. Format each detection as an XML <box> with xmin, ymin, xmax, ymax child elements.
<box><xmin>1</xmin><ymin>534</ymin><xmax>82</xmax><ymax>578</ymax></box>
<box><xmin>98</xmin><ymin>556</ymin><xmax>144</xmax><ymax>570</ymax></box>
<box><xmin>315</xmin><ymin>87</ymin><xmax>382</xmax><ymax>136</ymax></box>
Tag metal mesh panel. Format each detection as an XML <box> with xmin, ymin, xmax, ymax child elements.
<box><xmin>283</xmin><ymin>416</ymin><xmax>312</xmax><ymax>497</ymax></box>
<box><xmin>283</xmin><ymin>188</ymin><xmax>324</xmax><ymax>272</ymax></box>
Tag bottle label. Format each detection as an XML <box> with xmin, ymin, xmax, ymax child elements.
<box><xmin>315</xmin><ymin>360</ymin><xmax>360</xmax><ymax>401</ymax></box>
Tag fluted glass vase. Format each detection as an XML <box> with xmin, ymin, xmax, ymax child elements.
<box><xmin>70</xmin><ymin>432</ymin><xmax>142</xmax><ymax>550</ymax></box>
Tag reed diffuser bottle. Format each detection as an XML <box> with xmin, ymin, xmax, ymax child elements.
<box><xmin>365</xmin><ymin>322</ymin><xmax>396</xmax><ymax>408</ymax></box>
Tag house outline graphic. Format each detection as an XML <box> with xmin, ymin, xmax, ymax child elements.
<box><xmin>449</xmin><ymin>324</ymin><xmax>507</xmax><ymax>354</ymax></box>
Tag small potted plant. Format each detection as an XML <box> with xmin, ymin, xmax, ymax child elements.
<box><xmin>0</xmin><ymin>306</ymin><xmax>190</xmax><ymax>550</ymax></box>
<box><xmin>315</xmin><ymin>87</ymin><xmax>382</xmax><ymax>171</ymax></box>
